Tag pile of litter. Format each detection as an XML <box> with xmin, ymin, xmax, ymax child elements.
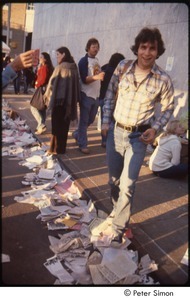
<box><xmin>2</xmin><ymin>98</ymin><xmax>160</xmax><ymax>285</ymax></box>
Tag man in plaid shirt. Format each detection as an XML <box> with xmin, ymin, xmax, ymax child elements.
<box><xmin>101</xmin><ymin>27</ymin><xmax>174</xmax><ymax>246</ymax></box>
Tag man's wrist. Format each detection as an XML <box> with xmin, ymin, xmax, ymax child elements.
<box><xmin>10</xmin><ymin>61</ymin><xmax>19</xmax><ymax>72</ymax></box>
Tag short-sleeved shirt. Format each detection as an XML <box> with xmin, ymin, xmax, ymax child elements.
<box><xmin>78</xmin><ymin>54</ymin><xmax>101</xmax><ymax>100</ymax></box>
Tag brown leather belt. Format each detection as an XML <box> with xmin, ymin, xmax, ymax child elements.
<box><xmin>115</xmin><ymin>122</ymin><xmax>150</xmax><ymax>133</ymax></box>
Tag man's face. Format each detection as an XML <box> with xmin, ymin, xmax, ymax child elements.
<box><xmin>88</xmin><ymin>43</ymin><xmax>99</xmax><ymax>58</ymax></box>
<box><xmin>137</xmin><ymin>41</ymin><xmax>158</xmax><ymax>70</ymax></box>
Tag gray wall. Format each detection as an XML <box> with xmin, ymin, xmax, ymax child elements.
<box><xmin>32</xmin><ymin>3</ymin><xmax>188</xmax><ymax>118</ymax></box>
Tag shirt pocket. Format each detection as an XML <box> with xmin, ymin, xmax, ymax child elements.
<box><xmin>119</xmin><ymin>80</ymin><xmax>130</xmax><ymax>97</ymax></box>
<box><xmin>145</xmin><ymin>85</ymin><xmax>159</xmax><ymax>102</ymax></box>
<box><xmin>146</xmin><ymin>85</ymin><xmax>156</xmax><ymax>94</ymax></box>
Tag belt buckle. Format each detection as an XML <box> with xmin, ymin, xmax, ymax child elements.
<box><xmin>126</xmin><ymin>125</ymin><xmax>133</xmax><ymax>132</ymax></box>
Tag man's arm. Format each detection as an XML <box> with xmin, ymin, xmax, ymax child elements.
<box><xmin>140</xmin><ymin>76</ymin><xmax>174</xmax><ymax>145</ymax></box>
<box><xmin>2</xmin><ymin>65</ymin><xmax>18</xmax><ymax>89</ymax></box>
<box><xmin>152</xmin><ymin>78</ymin><xmax>174</xmax><ymax>133</ymax></box>
<box><xmin>2</xmin><ymin>49</ymin><xmax>39</xmax><ymax>89</ymax></box>
<box><xmin>85</xmin><ymin>72</ymin><xmax>105</xmax><ymax>84</ymax></box>
<box><xmin>78</xmin><ymin>56</ymin><xmax>88</xmax><ymax>83</ymax></box>
<box><xmin>78</xmin><ymin>55</ymin><xmax>105</xmax><ymax>84</ymax></box>
<box><xmin>11</xmin><ymin>49</ymin><xmax>39</xmax><ymax>71</ymax></box>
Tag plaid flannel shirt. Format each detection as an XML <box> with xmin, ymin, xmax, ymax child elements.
<box><xmin>102</xmin><ymin>59</ymin><xmax>174</xmax><ymax>133</ymax></box>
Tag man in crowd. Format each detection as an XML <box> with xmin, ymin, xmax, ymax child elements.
<box><xmin>101</xmin><ymin>27</ymin><xmax>174</xmax><ymax>246</ymax></box>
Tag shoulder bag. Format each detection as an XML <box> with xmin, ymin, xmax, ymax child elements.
<box><xmin>30</xmin><ymin>87</ymin><xmax>46</xmax><ymax>111</ymax></box>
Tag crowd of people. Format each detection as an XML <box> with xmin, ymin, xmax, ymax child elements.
<box><xmin>2</xmin><ymin>27</ymin><xmax>188</xmax><ymax>247</ymax></box>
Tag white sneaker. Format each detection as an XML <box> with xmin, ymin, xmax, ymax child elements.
<box><xmin>35</xmin><ymin>126</ymin><xmax>46</xmax><ymax>135</ymax></box>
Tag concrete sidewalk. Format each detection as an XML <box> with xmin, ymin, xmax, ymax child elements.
<box><xmin>3</xmin><ymin>90</ymin><xmax>189</xmax><ymax>285</ymax></box>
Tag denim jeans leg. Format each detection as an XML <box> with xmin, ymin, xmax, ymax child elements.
<box><xmin>99</xmin><ymin>98</ymin><xmax>107</xmax><ymax>144</ymax></box>
<box><xmin>154</xmin><ymin>163</ymin><xmax>188</xmax><ymax>178</ymax></box>
<box><xmin>88</xmin><ymin>98</ymin><xmax>99</xmax><ymax>126</ymax></box>
<box><xmin>31</xmin><ymin>106</ymin><xmax>44</xmax><ymax>130</ymax></box>
<box><xmin>106</xmin><ymin>124</ymin><xmax>125</xmax><ymax>211</ymax></box>
<box><xmin>108</xmin><ymin>127</ymin><xmax>147</xmax><ymax>236</ymax></box>
<box><xmin>77</xmin><ymin>93</ymin><xmax>97</xmax><ymax>149</ymax></box>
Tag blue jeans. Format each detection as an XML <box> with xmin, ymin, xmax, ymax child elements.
<box><xmin>153</xmin><ymin>164</ymin><xmax>188</xmax><ymax>179</ymax></box>
<box><xmin>106</xmin><ymin>123</ymin><xmax>147</xmax><ymax>236</ymax></box>
<box><xmin>99</xmin><ymin>98</ymin><xmax>107</xmax><ymax>145</ymax></box>
<box><xmin>30</xmin><ymin>106</ymin><xmax>46</xmax><ymax>130</ymax></box>
<box><xmin>75</xmin><ymin>92</ymin><xmax>99</xmax><ymax>149</ymax></box>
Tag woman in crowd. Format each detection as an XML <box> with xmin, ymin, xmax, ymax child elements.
<box><xmin>149</xmin><ymin>119</ymin><xmax>188</xmax><ymax>179</ymax></box>
<box><xmin>44</xmin><ymin>46</ymin><xmax>80</xmax><ymax>155</ymax></box>
<box><xmin>31</xmin><ymin>52</ymin><xmax>54</xmax><ymax>134</ymax></box>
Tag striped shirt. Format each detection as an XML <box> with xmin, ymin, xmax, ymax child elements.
<box><xmin>102</xmin><ymin>59</ymin><xmax>174</xmax><ymax>133</ymax></box>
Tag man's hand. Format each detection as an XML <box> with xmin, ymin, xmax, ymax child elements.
<box><xmin>10</xmin><ymin>49</ymin><xmax>39</xmax><ymax>72</ymax></box>
<box><xmin>139</xmin><ymin>128</ymin><xmax>156</xmax><ymax>144</ymax></box>
<box><xmin>96</xmin><ymin>71</ymin><xmax>105</xmax><ymax>81</ymax></box>
<box><xmin>86</xmin><ymin>71</ymin><xmax>105</xmax><ymax>83</ymax></box>
<box><xmin>101</xmin><ymin>124</ymin><xmax>109</xmax><ymax>137</ymax></box>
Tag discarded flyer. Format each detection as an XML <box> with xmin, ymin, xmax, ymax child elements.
<box><xmin>89</xmin><ymin>264</ymin><xmax>110</xmax><ymax>285</ymax></box>
<box><xmin>38</xmin><ymin>168</ymin><xmax>55</xmax><ymax>180</ymax></box>
<box><xmin>2</xmin><ymin>100</ymin><xmax>162</xmax><ymax>286</ymax></box>
<box><xmin>44</xmin><ymin>256</ymin><xmax>73</xmax><ymax>284</ymax></box>
<box><xmin>139</xmin><ymin>254</ymin><xmax>158</xmax><ymax>275</ymax></box>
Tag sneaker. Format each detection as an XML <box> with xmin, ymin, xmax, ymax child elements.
<box><xmin>79</xmin><ymin>148</ymin><xmax>90</xmax><ymax>154</ymax></box>
<box><xmin>35</xmin><ymin>126</ymin><xmax>46</xmax><ymax>135</ymax></box>
<box><xmin>45</xmin><ymin>150</ymin><xmax>57</xmax><ymax>156</ymax></box>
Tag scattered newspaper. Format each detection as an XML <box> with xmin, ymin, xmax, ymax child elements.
<box><xmin>2</xmin><ymin>99</ymin><xmax>160</xmax><ymax>285</ymax></box>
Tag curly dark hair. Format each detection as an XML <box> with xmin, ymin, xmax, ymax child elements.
<box><xmin>85</xmin><ymin>38</ymin><xmax>100</xmax><ymax>52</ymax></box>
<box><xmin>131</xmin><ymin>27</ymin><xmax>165</xmax><ymax>58</ymax></box>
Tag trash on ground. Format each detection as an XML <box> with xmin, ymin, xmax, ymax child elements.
<box><xmin>2</xmin><ymin>98</ymin><xmax>160</xmax><ymax>285</ymax></box>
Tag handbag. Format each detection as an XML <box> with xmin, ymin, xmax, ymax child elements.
<box><xmin>30</xmin><ymin>87</ymin><xmax>46</xmax><ymax>110</ymax></box>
